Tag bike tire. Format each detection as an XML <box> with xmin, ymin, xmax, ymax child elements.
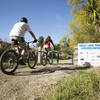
<box><xmin>0</xmin><ymin>50</ymin><xmax>18</xmax><ymax>75</ymax></box>
<box><xmin>41</xmin><ymin>52</ymin><xmax>47</xmax><ymax>66</ymax></box>
<box><xmin>27</xmin><ymin>52</ymin><xmax>36</xmax><ymax>69</ymax></box>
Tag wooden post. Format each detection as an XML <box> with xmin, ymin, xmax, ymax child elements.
<box><xmin>74</xmin><ymin>46</ymin><xmax>78</xmax><ymax>65</ymax></box>
<box><xmin>38</xmin><ymin>47</ymin><xmax>42</xmax><ymax>64</ymax></box>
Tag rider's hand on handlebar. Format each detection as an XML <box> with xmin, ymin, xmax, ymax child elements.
<box><xmin>33</xmin><ymin>39</ymin><xmax>38</xmax><ymax>43</ymax></box>
<box><xmin>54</xmin><ymin>46</ymin><xmax>56</xmax><ymax>50</ymax></box>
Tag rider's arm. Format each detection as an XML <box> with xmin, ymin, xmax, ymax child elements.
<box><xmin>29</xmin><ymin>31</ymin><xmax>37</xmax><ymax>40</ymax></box>
<box><xmin>50</xmin><ymin>40</ymin><xmax>55</xmax><ymax>48</ymax></box>
<box><xmin>25</xmin><ymin>24</ymin><xmax>37</xmax><ymax>40</ymax></box>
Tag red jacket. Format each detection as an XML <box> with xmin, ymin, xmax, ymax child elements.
<box><xmin>44</xmin><ymin>39</ymin><xmax>53</xmax><ymax>46</ymax></box>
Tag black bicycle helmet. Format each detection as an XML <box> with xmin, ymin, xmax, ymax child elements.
<box><xmin>47</xmin><ymin>36</ymin><xmax>51</xmax><ymax>40</ymax></box>
<box><xmin>20</xmin><ymin>17</ymin><xmax>28</xmax><ymax>23</ymax></box>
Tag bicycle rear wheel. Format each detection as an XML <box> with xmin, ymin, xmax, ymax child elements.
<box><xmin>27</xmin><ymin>52</ymin><xmax>36</xmax><ymax>69</ymax></box>
<box><xmin>0</xmin><ymin>50</ymin><xmax>18</xmax><ymax>75</ymax></box>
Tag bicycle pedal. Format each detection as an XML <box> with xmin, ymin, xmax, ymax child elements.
<box><xmin>19</xmin><ymin>60</ymin><xmax>26</xmax><ymax>65</ymax></box>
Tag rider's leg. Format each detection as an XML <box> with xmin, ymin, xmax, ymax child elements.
<box><xmin>18</xmin><ymin>37</ymin><xmax>26</xmax><ymax>65</ymax></box>
<box><xmin>10</xmin><ymin>37</ymin><xmax>26</xmax><ymax>65</ymax></box>
<box><xmin>47</xmin><ymin>47</ymin><xmax>51</xmax><ymax>58</ymax></box>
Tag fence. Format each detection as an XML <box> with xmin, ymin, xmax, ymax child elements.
<box><xmin>36</xmin><ymin>49</ymin><xmax>73</xmax><ymax>65</ymax></box>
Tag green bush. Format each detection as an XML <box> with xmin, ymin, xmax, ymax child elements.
<box><xmin>0</xmin><ymin>42</ymin><xmax>11</xmax><ymax>56</ymax></box>
<box><xmin>45</xmin><ymin>71</ymin><xmax>100</xmax><ymax>100</ymax></box>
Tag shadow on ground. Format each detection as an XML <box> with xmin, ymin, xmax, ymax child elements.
<box><xmin>13</xmin><ymin>63</ymin><xmax>90</xmax><ymax>76</ymax></box>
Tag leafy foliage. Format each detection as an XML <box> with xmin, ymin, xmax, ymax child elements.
<box><xmin>37</xmin><ymin>36</ymin><xmax>44</xmax><ymax>48</ymax></box>
<box><xmin>67</xmin><ymin>0</ymin><xmax>100</xmax><ymax>51</ymax></box>
<box><xmin>0</xmin><ymin>42</ymin><xmax>11</xmax><ymax>56</ymax></box>
<box><xmin>60</xmin><ymin>34</ymin><xmax>70</xmax><ymax>47</ymax></box>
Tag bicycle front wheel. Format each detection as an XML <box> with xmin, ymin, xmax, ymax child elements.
<box><xmin>41</xmin><ymin>52</ymin><xmax>47</xmax><ymax>66</ymax></box>
<box><xmin>27</xmin><ymin>52</ymin><xmax>36</xmax><ymax>69</ymax></box>
<box><xmin>0</xmin><ymin>50</ymin><xmax>18</xmax><ymax>75</ymax></box>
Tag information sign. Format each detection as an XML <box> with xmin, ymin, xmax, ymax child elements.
<box><xmin>78</xmin><ymin>43</ymin><xmax>100</xmax><ymax>67</ymax></box>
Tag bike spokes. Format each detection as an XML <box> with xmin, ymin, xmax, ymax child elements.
<box><xmin>27</xmin><ymin>52</ymin><xmax>36</xmax><ymax>69</ymax></box>
<box><xmin>0</xmin><ymin>50</ymin><xmax>18</xmax><ymax>75</ymax></box>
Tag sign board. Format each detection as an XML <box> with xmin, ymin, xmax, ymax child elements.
<box><xmin>78</xmin><ymin>43</ymin><xmax>100</xmax><ymax>67</ymax></box>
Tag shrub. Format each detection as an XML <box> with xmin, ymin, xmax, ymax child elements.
<box><xmin>0</xmin><ymin>41</ymin><xmax>11</xmax><ymax>56</ymax></box>
<box><xmin>45</xmin><ymin>71</ymin><xmax>100</xmax><ymax>100</ymax></box>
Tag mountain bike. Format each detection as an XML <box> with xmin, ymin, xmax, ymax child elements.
<box><xmin>0</xmin><ymin>40</ymin><xmax>37</xmax><ymax>75</ymax></box>
<box><xmin>40</xmin><ymin>51</ymin><xmax>50</xmax><ymax>66</ymax></box>
<box><xmin>40</xmin><ymin>49</ymin><xmax>56</xmax><ymax>66</ymax></box>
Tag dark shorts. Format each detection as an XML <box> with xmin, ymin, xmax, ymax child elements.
<box><xmin>10</xmin><ymin>36</ymin><xmax>26</xmax><ymax>49</ymax></box>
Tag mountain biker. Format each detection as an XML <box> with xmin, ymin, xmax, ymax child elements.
<box><xmin>43</xmin><ymin>36</ymin><xmax>55</xmax><ymax>53</ymax></box>
<box><xmin>9</xmin><ymin>17</ymin><xmax>37</xmax><ymax>65</ymax></box>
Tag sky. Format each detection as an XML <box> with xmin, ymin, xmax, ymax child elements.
<box><xmin>0</xmin><ymin>0</ymin><xmax>72</xmax><ymax>44</ymax></box>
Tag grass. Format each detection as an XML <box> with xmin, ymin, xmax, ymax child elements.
<box><xmin>45</xmin><ymin>71</ymin><xmax>100</xmax><ymax>100</ymax></box>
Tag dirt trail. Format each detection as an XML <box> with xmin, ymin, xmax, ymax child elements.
<box><xmin>0</xmin><ymin>63</ymin><xmax>90</xmax><ymax>100</ymax></box>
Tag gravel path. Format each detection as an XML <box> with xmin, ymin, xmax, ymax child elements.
<box><xmin>0</xmin><ymin>63</ymin><xmax>89</xmax><ymax>100</ymax></box>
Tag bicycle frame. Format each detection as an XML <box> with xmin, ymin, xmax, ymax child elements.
<box><xmin>11</xmin><ymin>41</ymin><xmax>35</xmax><ymax>58</ymax></box>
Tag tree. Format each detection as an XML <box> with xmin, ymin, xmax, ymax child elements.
<box><xmin>67</xmin><ymin>0</ymin><xmax>100</xmax><ymax>51</ymax></box>
<box><xmin>68</xmin><ymin>0</ymin><xmax>100</xmax><ymax>25</ymax></box>
<box><xmin>37</xmin><ymin>36</ymin><xmax>44</xmax><ymax>48</ymax></box>
<box><xmin>86</xmin><ymin>0</ymin><xmax>100</xmax><ymax>24</ymax></box>
<box><xmin>55</xmin><ymin>44</ymin><xmax>61</xmax><ymax>51</ymax></box>
<box><xmin>68</xmin><ymin>0</ymin><xmax>86</xmax><ymax>14</ymax></box>
<box><xmin>86</xmin><ymin>0</ymin><xmax>100</xmax><ymax>32</ymax></box>
<box><xmin>60</xmin><ymin>34</ymin><xmax>70</xmax><ymax>46</ymax></box>
<box><xmin>59</xmin><ymin>34</ymin><xmax>71</xmax><ymax>51</ymax></box>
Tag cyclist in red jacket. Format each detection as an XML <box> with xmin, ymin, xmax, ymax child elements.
<box><xmin>43</xmin><ymin>36</ymin><xmax>55</xmax><ymax>53</ymax></box>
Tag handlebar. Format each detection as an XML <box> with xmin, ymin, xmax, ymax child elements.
<box><xmin>26</xmin><ymin>40</ymin><xmax>38</xmax><ymax>45</ymax></box>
